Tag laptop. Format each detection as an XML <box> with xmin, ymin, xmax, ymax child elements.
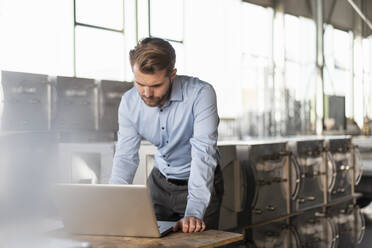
<box><xmin>53</xmin><ymin>184</ymin><xmax>177</xmax><ymax>237</ymax></box>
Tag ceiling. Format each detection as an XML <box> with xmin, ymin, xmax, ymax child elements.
<box><xmin>243</xmin><ymin>0</ymin><xmax>372</xmax><ymax>37</ymax></box>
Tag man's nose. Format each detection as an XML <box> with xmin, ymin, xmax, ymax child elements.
<box><xmin>143</xmin><ymin>86</ymin><xmax>153</xmax><ymax>98</ymax></box>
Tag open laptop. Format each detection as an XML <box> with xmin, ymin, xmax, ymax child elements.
<box><xmin>53</xmin><ymin>184</ymin><xmax>177</xmax><ymax>237</ymax></box>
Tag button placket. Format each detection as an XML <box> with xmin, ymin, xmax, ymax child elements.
<box><xmin>159</xmin><ymin>107</ymin><xmax>168</xmax><ymax>146</ymax></box>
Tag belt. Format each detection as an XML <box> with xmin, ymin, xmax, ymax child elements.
<box><xmin>157</xmin><ymin>170</ymin><xmax>188</xmax><ymax>186</ymax></box>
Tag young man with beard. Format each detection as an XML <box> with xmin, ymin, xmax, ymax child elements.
<box><xmin>109</xmin><ymin>37</ymin><xmax>223</xmax><ymax>233</ymax></box>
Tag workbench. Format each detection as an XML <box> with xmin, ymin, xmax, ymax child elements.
<box><xmin>52</xmin><ymin>229</ymin><xmax>244</xmax><ymax>248</ymax></box>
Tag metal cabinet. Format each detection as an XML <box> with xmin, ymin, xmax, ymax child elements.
<box><xmin>1</xmin><ymin>71</ymin><xmax>50</xmax><ymax>131</ymax></box>
<box><xmin>325</xmin><ymin>136</ymin><xmax>353</xmax><ymax>203</ymax></box>
<box><xmin>98</xmin><ymin>80</ymin><xmax>133</xmax><ymax>132</ymax></box>
<box><xmin>328</xmin><ymin>202</ymin><xmax>365</xmax><ymax>248</ymax></box>
<box><xmin>288</xmin><ymin>138</ymin><xmax>325</xmax><ymax>212</ymax></box>
<box><xmin>228</xmin><ymin>140</ymin><xmax>290</xmax><ymax>226</ymax></box>
<box><xmin>52</xmin><ymin>76</ymin><xmax>97</xmax><ymax>131</ymax></box>
<box><xmin>249</xmin><ymin>221</ymin><xmax>300</xmax><ymax>248</ymax></box>
<box><xmin>292</xmin><ymin>208</ymin><xmax>339</xmax><ymax>248</ymax></box>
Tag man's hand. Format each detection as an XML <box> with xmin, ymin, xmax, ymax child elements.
<box><xmin>173</xmin><ymin>216</ymin><xmax>206</xmax><ymax>233</ymax></box>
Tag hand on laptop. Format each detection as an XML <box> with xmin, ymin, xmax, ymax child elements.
<box><xmin>173</xmin><ymin>216</ymin><xmax>206</xmax><ymax>233</ymax></box>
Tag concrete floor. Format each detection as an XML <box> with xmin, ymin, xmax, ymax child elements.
<box><xmin>356</xmin><ymin>203</ymin><xmax>372</xmax><ymax>247</ymax></box>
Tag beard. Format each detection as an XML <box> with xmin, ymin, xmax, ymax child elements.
<box><xmin>141</xmin><ymin>95</ymin><xmax>164</xmax><ymax>107</ymax></box>
<box><xmin>140</xmin><ymin>83</ymin><xmax>172</xmax><ymax>107</ymax></box>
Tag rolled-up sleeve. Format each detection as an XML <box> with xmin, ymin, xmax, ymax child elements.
<box><xmin>109</xmin><ymin>97</ymin><xmax>141</xmax><ymax>184</ymax></box>
<box><xmin>185</xmin><ymin>85</ymin><xmax>219</xmax><ymax>219</ymax></box>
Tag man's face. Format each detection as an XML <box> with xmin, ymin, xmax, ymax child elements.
<box><xmin>133</xmin><ymin>64</ymin><xmax>176</xmax><ymax>107</ymax></box>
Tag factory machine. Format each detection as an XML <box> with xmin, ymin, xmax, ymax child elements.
<box><xmin>98</xmin><ymin>80</ymin><xmax>133</xmax><ymax>132</ymax></box>
<box><xmin>52</xmin><ymin>76</ymin><xmax>97</xmax><ymax>132</ymax></box>
<box><xmin>245</xmin><ymin>201</ymin><xmax>364</xmax><ymax>248</ymax></box>
<box><xmin>1</xmin><ymin>71</ymin><xmax>50</xmax><ymax>131</ymax></box>
<box><xmin>218</xmin><ymin>140</ymin><xmax>290</xmax><ymax>229</ymax></box>
<box><xmin>248</xmin><ymin>220</ymin><xmax>300</xmax><ymax>248</ymax></box>
<box><xmin>290</xmin><ymin>207</ymin><xmax>339</xmax><ymax>248</ymax></box>
<box><xmin>324</xmin><ymin>136</ymin><xmax>362</xmax><ymax>203</ymax></box>
<box><xmin>328</xmin><ymin>201</ymin><xmax>365</xmax><ymax>248</ymax></box>
<box><xmin>0</xmin><ymin>70</ymin><xmax>134</xmax><ymax>184</ymax></box>
<box><xmin>219</xmin><ymin>136</ymin><xmax>364</xmax><ymax>247</ymax></box>
<box><xmin>288</xmin><ymin>137</ymin><xmax>326</xmax><ymax>212</ymax></box>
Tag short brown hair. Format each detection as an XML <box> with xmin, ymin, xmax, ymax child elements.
<box><xmin>129</xmin><ymin>37</ymin><xmax>176</xmax><ymax>76</ymax></box>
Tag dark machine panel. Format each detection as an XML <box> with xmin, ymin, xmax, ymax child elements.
<box><xmin>1</xmin><ymin>71</ymin><xmax>49</xmax><ymax>130</ymax></box>
<box><xmin>291</xmin><ymin>208</ymin><xmax>339</xmax><ymax>248</ymax></box>
<box><xmin>289</xmin><ymin>138</ymin><xmax>325</xmax><ymax>212</ymax></box>
<box><xmin>328</xmin><ymin>202</ymin><xmax>365</xmax><ymax>248</ymax></box>
<box><xmin>99</xmin><ymin>80</ymin><xmax>133</xmax><ymax>132</ymax></box>
<box><xmin>246</xmin><ymin>220</ymin><xmax>300</xmax><ymax>248</ymax></box>
<box><xmin>236</xmin><ymin>141</ymin><xmax>290</xmax><ymax>226</ymax></box>
<box><xmin>325</xmin><ymin>136</ymin><xmax>353</xmax><ymax>202</ymax></box>
<box><xmin>52</xmin><ymin>76</ymin><xmax>97</xmax><ymax>131</ymax></box>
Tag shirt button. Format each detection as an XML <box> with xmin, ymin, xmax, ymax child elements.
<box><xmin>163</xmin><ymin>155</ymin><xmax>165</xmax><ymax>158</ymax></box>
<box><xmin>166</xmin><ymin>140</ymin><xmax>169</xmax><ymax>143</ymax></box>
<box><xmin>160</xmin><ymin>109</ymin><xmax>163</xmax><ymax>112</ymax></box>
<box><xmin>167</xmin><ymin>164</ymin><xmax>170</xmax><ymax>167</ymax></box>
<box><xmin>161</xmin><ymin>127</ymin><xmax>164</xmax><ymax>130</ymax></box>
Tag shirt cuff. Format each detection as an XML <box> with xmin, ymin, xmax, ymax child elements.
<box><xmin>184</xmin><ymin>199</ymin><xmax>209</xmax><ymax>220</ymax></box>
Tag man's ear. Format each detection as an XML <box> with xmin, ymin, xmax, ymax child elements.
<box><xmin>170</xmin><ymin>69</ymin><xmax>177</xmax><ymax>82</ymax></box>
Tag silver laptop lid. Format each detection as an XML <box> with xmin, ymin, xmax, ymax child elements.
<box><xmin>54</xmin><ymin>184</ymin><xmax>162</xmax><ymax>237</ymax></box>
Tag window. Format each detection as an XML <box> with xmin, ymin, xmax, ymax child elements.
<box><xmin>74</xmin><ymin>0</ymin><xmax>126</xmax><ymax>80</ymax></box>
<box><xmin>324</xmin><ymin>26</ymin><xmax>353</xmax><ymax>119</ymax></box>
<box><xmin>284</xmin><ymin>14</ymin><xmax>316</xmax><ymax>134</ymax></box>
<box><xmin>149</xmin><ymin>0</ymin><xmax>183</xmax><ymax>42</ymax></box>
<box><xmin>148</xmin><ymin>0</ymin><xmax>184</xmax><ymax>73</ymax></box>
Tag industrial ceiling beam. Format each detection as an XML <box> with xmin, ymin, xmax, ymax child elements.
<box><xmin>305</xmin><ymin>0</ymin><xmax>313</xmax><ymax>17</ymax></box>
<box><xmin>346</xmin><ymin>0</ymin><xmax>372</xmax><ymax>30</ymax></box>
<box><xmin>327</xmin><ymin>0</ymin><xmax>337</xmax><ymax>24</ymax></box>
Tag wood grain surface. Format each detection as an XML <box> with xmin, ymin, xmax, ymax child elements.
<box><xmin>51</xmin><ymin>229</ymin><xmax>243</xmax><ymax>248</ymax></box>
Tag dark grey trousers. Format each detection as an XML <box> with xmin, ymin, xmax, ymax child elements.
<box><xmin>147</xmin><ymin>165</ymin><xmax>224</xmax><ymax>230</ymax></box>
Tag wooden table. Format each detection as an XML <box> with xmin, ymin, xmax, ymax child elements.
<box><xmin>52</xmin><ymin>229</ymin><xmax>243</xmax><ymax>248</ymax></box>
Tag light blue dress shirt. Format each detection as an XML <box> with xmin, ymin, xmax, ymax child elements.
<box><xmin>109</xmin><ymin>75</ymin><xmax>220</xmax><ymax>219</ymax></box>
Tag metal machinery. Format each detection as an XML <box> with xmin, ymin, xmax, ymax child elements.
<box><xmin>291</xmin><ymin>208</ymin><xmax>339</xmax><ymax>248</ymax></box>
<box><xmin>288</xmin><ymin>137</ymin><xmax>326</xmax><ymax>212</ymax></box>
<box><xmin>1</xmin><ymin>71</ymin><xmax>50</xmax><ymax>131</ymax></box>
<box><xmin>324</xmin><ymin>136</ymin><xmax>361</xmax><ymax>203</ymax></box>
<box><xmin>98</xmin><ymin>80</ymin><xmax>133</xmax><ymax>132</ymax></box>
<box><xmin>248</xmin><ymin>220</ymin><xmax>301</xmax><ymax>248</ymax></box>
<box><xmin>219</xmin><ymin>137</ymin><xmax>364</xmax><ymax>247</ymax></box>
<box><xmin>328</xmin><ymin>201</ymin><xmax>365</xmax><ymax>248</ymax></box>
<box><xmin>352</xmin><ymin>136</ymin><xmax>372</xmax><ymax>207</ymax></box>
<box><xmin>0</xmin><ymin>71</ymin><xmax>135</xmax><ymax>185</ymax></box>
<box><xmin>218</xmin><ymin>140</ymin><xmax>290</xmax><ymax>230</ymax></box>
<box><xmin>245</xmin><ymin>202</ymin><xmax>365</xmax><ymax>248</ymax></box>
<box><xmin>239</xmin><ymin>140</ymin><xmax>290</xmax><ymax>226</ymax></box>
<box><xmin>52</xmin><ymin>76</ymin><xmax>97</xmax><ymax>131</ymax></box>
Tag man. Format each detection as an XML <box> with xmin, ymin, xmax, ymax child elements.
<box><xmin>109</xmin><ymin>37</ymin><xmax>223</xmax><ymax>233</ymax></box>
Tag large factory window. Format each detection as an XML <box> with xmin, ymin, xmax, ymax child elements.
<box><xmin>149</xmin><ymin>0</ymin><xmax>183</xmax><ymax>42</ymax></box>
<box><xmin>284</xmin><ymin>15</ymin><xmax>316</xmax><ymax>134</ymax></box>
<box><xmin>362</xmin><ymin>38</ymin><xmax>372</xmax><ymax>128</ymax></box>
<box><xmin>238</xmin><ymin>2</ymin><xmax>274</xmax><ymax>137</ymax></box>
<box><xmin>148</xmin><ymin>0</ymin><xmax>185</xmax><ymax>74</ymax></box>
<box><xmin>74</xmin><ymin>0</ymin><xmax>126</xmax><ymax>81</ymax></box>
<box><xmin>324</xmin><ymin>26</ymin><xmax>353</xmax><ymax>131</ymax></box>
<box><xmin>0</xmin><ymin>0</ymin><xmax>72</xmax><ymax>75</ymax></box>
<box><xmin>75</xmin><ymin>0</ymin><xmax>123</xmax><ymax>31</ymax></box>
<box><xmin>75</xmin><ymin>27</ymin><xmax>125</xmax><ymax>80</ymax></box>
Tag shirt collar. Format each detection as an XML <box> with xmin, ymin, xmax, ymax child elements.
<box><xmin>169</xmin><ymin>76</ymin><xmax>183</xmax><ymax>102</ymax></box>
